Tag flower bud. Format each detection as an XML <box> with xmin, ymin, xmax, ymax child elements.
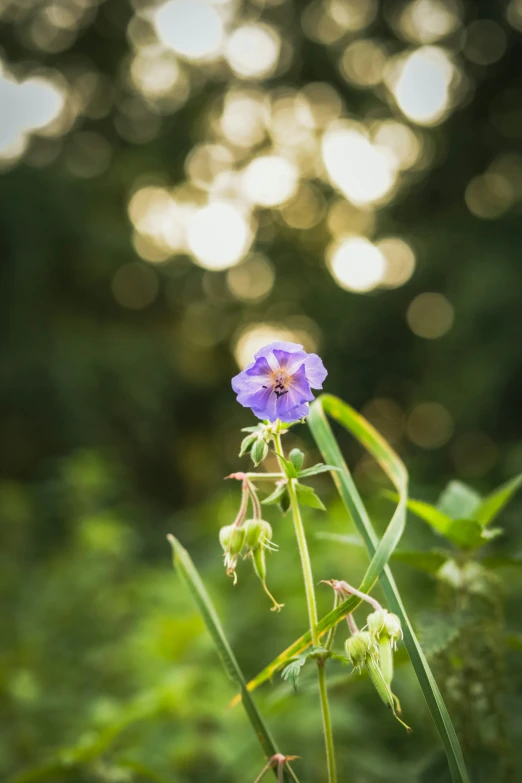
<box><xmin>219</xmin><ymin>524</ymin><xmax>245</xmax><ymax>556</ymax></box>
<box><xmin>244</xmin><ymin>518</ymin><xmax>273</xmax><ymax>550</ymax></box>
<box><xmin>344</xmin><ymin>631</ymin><xmax>376</xmax><ymax>671</ymax></box>
<box><xmin>367</xmin><ymin>609</ymin><xmax>402</xmax><ymax>646</ymax></box>
<box><xmin>251</xmin><ymin>438</ymin><xmax>269</xmax><ymax>467</ymax></box>
<box><xmin>367</xmin><ymin>610</ymin><xmax>403</xmax><ymax>689</ymax></box>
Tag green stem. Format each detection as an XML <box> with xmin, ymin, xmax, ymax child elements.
<box><xmin>273</xmin><ymin>429</ymin><xmax>337</xmax><ymax>783</ymax></box>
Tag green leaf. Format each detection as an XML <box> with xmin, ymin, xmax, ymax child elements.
<box><xmin>274</xmin><ymin>453</ymin><xmax>299</xmax><ymax>478</ymax></box>
<box><xmin>279</xmin><ymin>489</ymin><xmax>290</xmax><ymax>515</ymax></box>
<box><xmin>298</xmin><ymin>464</ymin><xmax>342</xmax><ymax>478</ymax></box>
<box><xmin>437</xmin><ymin>481</ymin><xmax>481</xmax><ymax>520</ymax></box>
<box><xmin>415</xmin><ymin>611</ymin><xmax>462</xmax><ymax>658</ymax></box>
<box><xmin>242</xmin><ymin>426</ymin><xmax>261</xmax><ymax>433</ymax></box>
<box><xmin>482</xmin><ymin>553</ymin><xmax>522</xmax><ymax>569</ymax></box>
<box><xmin>295</xmin><ymin>482</ymin><xmax>326</xmax><ymax>511</ymax></box>
<box><xmin>281</xmin><ymin>655</ymin><xmax>308</xmax><ymax>691</ymax></box>
<box><xmin>474</xmin><ymin>472</ymin><xmax>522</xmax><ymax>527</ymax></box>
<box><xmin>261</xmin><ymin>483</ymin><xmax>288</xmax><ymax>505</ymax></box>
<box><xmin>289</xmin><ymin>448</ymin><xmax>304</xmax><ymax>472</ymax></box>
<box><xmin>315</xmin><ymin>532</ymin><xmax>449</xmax><ymax>574</ymax></box>
<box><xmin>167</xmin><ymin>535</ymin><xmax>300</xmax><ymax>783</ymax></box>
<box><xmin>388</xmin><ymin>493</ymin><xmax>495</xmax><ymax>549</ymax></box>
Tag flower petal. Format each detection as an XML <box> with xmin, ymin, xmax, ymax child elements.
<box><xmin>304</xmin><ymin>353</ymin><xmax>328</xmax><ymax>389</ymax></box>
<box><xmin>278</xmin><ymin>403</ymin><xmax>310</xmax><ymax>423</ymax></box>
<box><xmin>254</xmin><ymin>341</ymin><xmax>304</xmax><ymax>361</ymax></box>
<box><xmin>272</xmin><ymin>349</ymin><xmax>308</xmax><ymax>375</ymax></box>
<box><xmin>231</xmin><ymin>356</ymin><xmax>272</xmax><ymax>394</ymax></box>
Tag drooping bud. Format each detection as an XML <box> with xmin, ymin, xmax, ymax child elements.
<box><xmin>219</xmin><ymin>524</ymin><xmax>246</xmax><ymax>583</ymax></box>
<box><xmin>367</xmin><ymin>609</ymin><xmax>402</xmax><ymax>647</ymax></box>
<box><xmin>367</xmin><ymin>609</ymin><xmax>403</xmax><ymax>686</ymax></box>
<box><xmin>243</xmin><ymin>518</ymin><xmax>273</xmax><ymax>550</ymax></box>
<box><xmin>344</xmin><ymin>631</ymin><xmax>376</xmax><ymax>671</ymax></box>
<box><xmin>345</xmin><ymin>630</ymin><xmax>411</xmax><ymax>732</ymax></box>
<box><xmin>243</xmin><ymin>519</ymin><xmax>283</xmax><ymax>612</ymax></box>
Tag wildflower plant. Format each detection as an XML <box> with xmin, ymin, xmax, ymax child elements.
<box><xmin>168</xmin><ymin>341</ymin><xmax>480</xmax><ymax>783</ymax></box>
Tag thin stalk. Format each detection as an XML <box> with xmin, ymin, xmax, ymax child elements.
<box><xmin>273</xmin><ymin>429</ymin><xmax>337</xmax><ymax>783</ymax></box>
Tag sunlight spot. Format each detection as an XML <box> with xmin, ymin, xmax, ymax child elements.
<box><xmin>187</xmin><ymin>201</ymin><xmax>253</xmax><ymax>270</ymax></box>
<box><xmin>407</xmin><ymin>292</ymin><xmax>454</xmax><ymax>338</ymax></box>
<box><xmin>328</xmin><ymin>237</ymin><xmax>386</xmax><ymax>292</ymax></box>
<box><xmin>397</xmin><ymin>0</ymin><xmax>462</xmax><ymax>44</ymax></box>
<box><xmin>377</xmin><ymin>237</ymin><xmax>416</xmax><ymax>287</ymax></box>
<box><xmin>392</xmin><ymin>46</ymin><xmax>455</xmax><ymax>126</ymax></box>
<box><xmin>234</xmin><ymin>323</ymin><xmax>303</xmax><ymax>368</ymax></box>
<box><xmin>225</xmin><ymin>23</ymin><xmax>281</xmax><ymax>79</ymax></box>
<box><xmin>220</xmin><ymin>89</ymin><xmax>267</xmax><ymax>147</ymax></box>
<box><xmin>242</xmin><ymin>155</ymin><xmax>299</xmax><ymax>207</ymax></box>
<box><xmin>153</xmin><ymin>0</ymin><xmax>224</xmax><ymax>61</ymax></box>
<box><xmin>322</xmin><ymin>125</ymin><xmax>397</xmax><ymax>206</ymax></box>
<box><xmin>407</xmin><ymin>402</ymin><xmax>453</xmax><ymax>448</ymax></box>
<box><xmin>227</xmin><ymin>254</ymin><xmax>275</xmax><ymax>302</ymax></box>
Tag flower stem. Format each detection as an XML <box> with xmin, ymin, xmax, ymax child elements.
<box><xmin>273</xmin><ymin>429</ymin><xmax>337</xmax><ymax>783</ymax></box>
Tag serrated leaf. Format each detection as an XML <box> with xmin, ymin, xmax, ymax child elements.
<box><xmin>474</xmin><ymin>472</ymin><xmax>522</xmax><ymax>527</ymax></box>
<box><xmin>295</xmin><ymin>483</ymin><xmax>326</xmax><ymax>511</ymax></box>
<box><xmin>261</xmin><ymin>483</ymin><xmax>288</xmax><ymax>505</ymax></box>
<box><xmin>415</xmin><ymin>611</ymin><xmax>462</xmax><ymax>658</ymax></box>
<box><xmin>298</xmin><ymin>464</ymin><xmax>342</xmax><ymax>478</ymax></box>
<box><xmin>437</xmin><ymin>481</ymin><xmax>482</xmax><ymax>520</ymax></box>
<box><xmin>289</xmin><ymin>448</ymin><xmax>304</xmax><ymax>472</ymax></box>
<box><xmin>281</xmin><ymin>656</ymin><xmax>308</xmax><ymax>692</ymax></box>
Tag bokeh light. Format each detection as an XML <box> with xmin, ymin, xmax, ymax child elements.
<box><xmin>111</xmin><ymin>262</ymin><xmax>159</xmax><ymax>310</ymax></box>
<box><xmin>395</xmin><ymin>0</ymin><xmax>462</xmax><ymax>44</ymax></box>
<box><xmin>322</xmin><ymin>125</ymin><xmax>397</xmax><ymax>206</ymax></box>
<box><xmin>407</xmin><ymin>401</ymin><xmax>454</xmax><ymax>448</ymax></box>
<box><xmin>0</xmin><ymin>68</ymin><xmax>66</xmax><ymax>161</ymax></box>
<box><xmin>407</xmin><ymin>292</ymin><xmax>454</xmax><ymax>338</ymax></box>
<box><xmin>233</xmin><ymin>323</ymin><xmax>302</xmax><ymax>368</ymax></box>
<box><xmin>152</xmin><ymin>0</ymin><xmax>224</xmax><ymax>62</ymax></box>
<box><xmin>391</xmin><ymin>46</ymin><xmax>455</xmax><ymax>126</ymax></box>
<box><xmin>339</xmin><ymin>40</ymin><xmax>388</xmax><ymax>88</ymax></box>
<box><xmin>187</xmin><ymin>202</ymin><xmax>253</xmax><ymax>270</ymax></box>
<box><xmin>329</xmin><ymin>237</ymin><xmax>386</xmax><ymax>293</ymax></box>
<box><xmin>227</xmin><ymin>254</ymin><xmax>275</xmax><ymax>302</ymax></box>
<box><xmin>242</xmin><ymin>155</ymin><xmax>299</xmax><ymax>207</ymax></box>
<box><xmin>377</xmin><ymin>237</ymin><xmax>416</xmax><ymax>288</ymax></box>
<box><xmin>225</xmin><ymin>24</ymin><xmax>281</xmax><ymax>79</ymax></box>
<box><xmin>463</xmin><ymin>20</ymin><xmax>507</xmax><ymax>66</ymax></box>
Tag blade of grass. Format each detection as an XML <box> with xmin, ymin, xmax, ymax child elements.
<box><xmin>307</xmin><ymin>395</ymin><xmax>469</xmax><ymax>783</ymax></box>
<box><xmin>167</xmin><ymin>535</ymin><xmax>300</xmax><ymax>783</ymax></box>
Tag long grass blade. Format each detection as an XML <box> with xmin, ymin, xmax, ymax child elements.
<box><xmin>167</xmin><ymin>535</ymin><xmax>300</xmax><ymax>783</ymax></box>
<box><xmin>307</xmin><ymin>395</ymin><xmax>469</xmax><ymax>783</ymax></box>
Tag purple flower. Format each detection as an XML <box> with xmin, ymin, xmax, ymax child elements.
<box><xmin>232</xmin><ymin>341</ymin><xmax>327</xmax><ymax>423</ymax></box>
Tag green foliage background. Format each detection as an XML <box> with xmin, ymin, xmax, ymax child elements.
<box><xmin>1</xmin><ymin>1</ymin><xmax>522</xmax><ymax>781</ymax></box>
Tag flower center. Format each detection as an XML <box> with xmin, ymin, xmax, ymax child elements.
<box><xmin>271</xmin><ymin>369</ymin><xmax>290</xmax><ymax>399</ymax></box>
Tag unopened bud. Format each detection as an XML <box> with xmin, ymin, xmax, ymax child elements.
<box><xmin>251</xmin><ymin>438</ymin><xmax>269</xmax><ymax>467</ymax></box>
<box><xmin>344</xmin><ymin>631</ymin><xmax>376</xmax><ymax>671</ymax></box>
<box><xmin>244</xmin><ymin>518</ymin><xmax>273</xmax><ymax>550</ymax></box>
<box><xmin>219</xmin><ymin>524</ymin><xmax>245</xmax><ymax>556</ymax></box>
<box><xmin>367</xmin><ymin>610</ymin><xmax>402</xmax><ymax>648</ymax></box>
